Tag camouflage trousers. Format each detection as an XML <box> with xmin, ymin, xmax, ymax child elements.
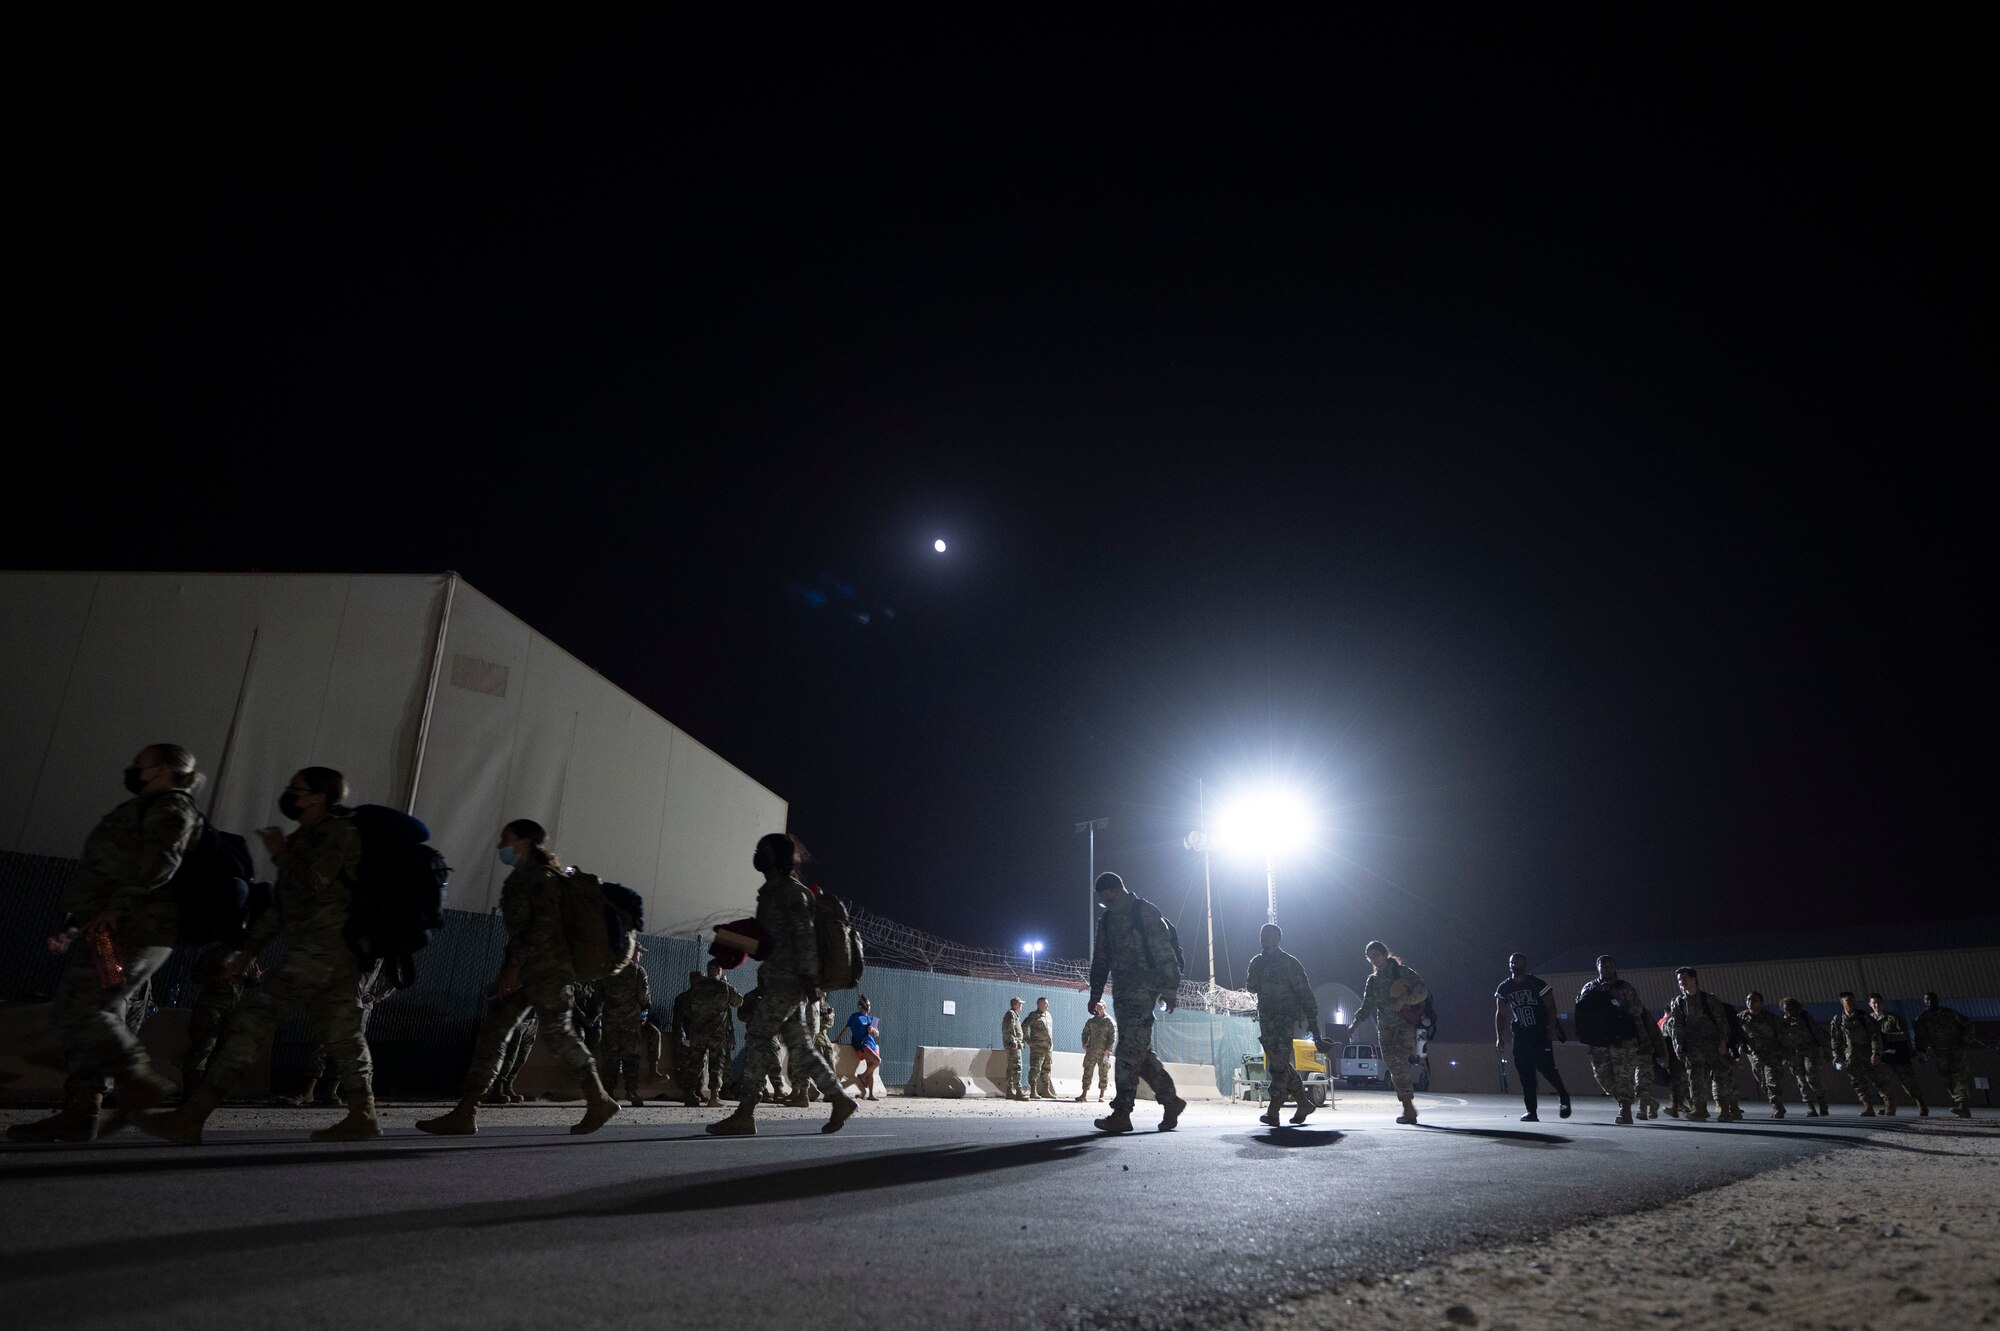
<box><xmin>1680</xmin><ymin>1046</ymin><xmax>1739</xmax><ymax>1116</ymax></box>
<box><xmin>1004</xmin><ymin>1046</ymin><xmax>1023</xmax><ymax>1093</ymax></box>
<box><xmin>53</xmin><ymin>938</ymin><xmax>174</xmax><ymax>1097</ymax></box>
<box><xmin>1080</xmin><ymin>1048</ymin><xmax>1111</xmax><ymax>1094</ymax></box>
<box><xmin>181</xmin><ymin>976</ymin><xmax>248</xmax><ymax>1090</ymax></box>
<box><xmin>495</xmin><ymin>1009</ymin><xmax>537</xmax><ymax>1091</ymax></box>
<box><xmin>1375</xmin><ymin>1016</ymin><xmax>1418</xmax><ymax>1099</ymax></box>
<box><xmin>1879</xmin><ymin>1056</ymin><xmax>1924</xmax><ymax>1106</ymax></box>
<box><xmin>1744</xmin><ymin>1050</ymin><xmax>1786</xmax><ymax>1106</ymax></box>
<box><xmin>602</xmin><ymin>1033</ymin><xmax>647</xmax><ymax>1098</ymax></box>
<box><xmin>1111</xmin><ymin>992</ymin><xmax>1177</xmax><ymax>1113</ymax></box>
<box><xmin>1843</xmin><ymin>1057</ymin><xmax>1891</xmax><ymax>1109</ymax></box>
<box><xmin>1029</xmin><ymin>1046</ymin><xmax>1055</xmax><ymax>1097</ymax></box>
<box><xmin>305</xmin><ymin>984</ymin><xmax>380</xmax><ymax>1091</ymax></box>
<box><xmin>740</xmin><ymin>972</ymin><xmax>839</xmax><ymax>1108</ymax></box>
<box><xmin>1783</xmin><ymin>1050</ymin><xmax>1824</xmax><ymax>1106</ymax></box>
<box><xmin>1932</xmin><ymin>1050</ymin><xmax>1971</xmax><ymax>1111</ymax></box>
<box><xmin>1588</xmin><ymin>1038</ymin><xmax>1649</xmax><ymax>1108</ymax></box>
<box><xmin>677</xmin><ymin>1040</ymin><xmax>726</xmax><ymax>1101</ymax></box>
<box><xmin>808</xmin><ymin>1035</ymin><xmax>838</xmax><ymax>1099</ymax></box>
<box><xmin>1261</xmin><ymin>1029</ymin><xmax>1307</xmax><ymax>1105</ymax></box>
<box><xmin>206</xmin><ymin>940</ymin><xmax>372</xmax><ymax>1099</ymax></box>
<box><xmin>460</xmin><ymin>970</ymin><xmax>594</xmax><ymax>1096</ymax></box>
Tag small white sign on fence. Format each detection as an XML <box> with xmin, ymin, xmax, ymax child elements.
<box><xmin>942</xmin><ymin>1000</ymin><xmax>956</xmax><ymax>1015</ymax></box>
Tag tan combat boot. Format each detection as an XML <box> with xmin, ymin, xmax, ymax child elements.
<box><xmin>135</xmin><ymin>1084</ymin><xmax>222</xmax><ymax>1145</ymax></box>
<box><xmin>1259</xmin><ymin>1100</ymin><xmax>1283</xmax><ymax>1127</ymax></box>
<box><xmin>1396</xmin><ymin>1095</ymin><xmax>1419</xmax><ymax>1125</ymax></box>
<box><xmin>1159</xmin><ymin>1096</ymin><xmax>1187</xmax><ymax>1131</ymax></box>
<box><xmin>6</xmin><ymin>1092</ymin><xmax>104</xmax><ymax>1143</ymax></box>
<box><xmin>1289</xmin><ymin>1097</ymin><xmax>1316</xmax><ymax>1125</ymax></box>
<box><xmin>822</xmin><ymin>1093</ymin><xmax>858</xmax><ymax>1135</ymax></box>
<box><xmin>1094</xmin><ymin>1107</ymin><xmax>1134</xmax><ymax>1133</ymax></box>
<box><xmin>573</xmin><ymin>1074</ymin><xmax>620</xmax><ymax>1134</ymax></box>
<box><xmin>706</xmin><ymin>1103</ymin><xmax>756</xmax><ymax>1136</ymax></box>
<box><xmin>416</xmin><ymin>1094</ymin><xmax>483</xmax><ymax>1136</ymax></box>
<box><xmin>1615</xmin><ymin>1103</ymin><xmax>1633</xmax><ymax>1124</ymax></box>
<box><xmin>312</xmin><ymin>1093</ymin><xmax>382</xmax><ymax>1142</ymax></box>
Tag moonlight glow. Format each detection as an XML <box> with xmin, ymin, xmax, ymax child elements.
<box><xmin>934</xmin><ymin>539</ymin><xmax>948</xmax><ymax>553</ymax></box>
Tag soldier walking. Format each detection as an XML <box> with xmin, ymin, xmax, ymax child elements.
<box><xmin>600</xmin><ymin>949</ymin><xmax>653</xmax><ymax>1107</ymax></box>
<box><xmin>180</xmin><ymin>948</ymin><xmax>260</xmax><ymax>1096</ymax></box>
<box><xmin>1001</xmin><ymin>998</ymin><xmax>1027</xmax><ymax>1101</ymax></box>
<box><xmin>1494</xmin><ymin>952</ymin><xmax>1571</xmax><ymax>1123</ymax></box>
<box><xmin>1246</xmin><ymin>924</ymin><xmax>1320</xmax><ymax>1126</ymax></box>
<box><xmin>1025</xmin><ymin>997</ymin><xmax>1057</xmax><ymax>1098</ymax></box>
<box><xmin>1351</xmin><ymin>940</ymin><xmax>1429</xmax><ymax>1125</ymax></box>
<box><xmin>142</xmin><ymin>767</ymin><xmax>383</xmax><ymax>1144</ymax></box>
<box><xmin>1073</xmin><ymin>1001</ymin><xmax>1115</xmax><ymax>1102</ymax></box>
<box><xmin>1775</xmin><ymin>997</ymin><xmax>1830</xmax><ymax>1116</ymax></box>
<box><xmin>1915</xmin><ymin>991</ymin><xmax>1979</xmax><ymax>1119</ymax></box>
<box><xmin>1738</xmin><ymin>991</ymin><xmax>1790</xmax><ymax>1118</ymax></box>
<box><xmin>679</xmin><ymin>961</ymin><xmax>742</xmax><ymax>1106</ymax></box>
<box><xmin>10</xmin><ymin>745</ymin><xmax>202</xmax><ymax>1144</ymax></box>
<box><xmin>1831</xmin><ymin>991</ymin><xmax>1891</xmax><ymax>1116</ymax></box>
<box><xmin>1574</xmin><ymin>955</ymin><xmax>1652</xmax><ymax>1123</ymax></box>
<box><xmin>1866</xmin><ymin>993</ymin><xmax>1928</xmax><ymax>1116</ymax></box>
<box><xmin>1666</xmin><ymin>967</ymin><xmax>1741</xmax><ymax>1122</ymax></box>
<box><xmin>1087</xmin><ymin>872</ymin><xmax>1187</xmax><ymax>1134</ymax></box>
<box><xmin>707</xmin><ymin>834</ymin><xmax>856</xmax><ymax>1136</ymax></box>
<box><xmin>410</xmin><ymin>819</ymin><xmax>619</xmax><ymax>1137</ymax></box>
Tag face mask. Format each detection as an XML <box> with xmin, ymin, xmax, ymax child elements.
<box><xmin>497</xmin><ymin>846</ymin><xmax>520</xmax><ymax>866</ymax></box>
<box><xmin>278</xmin><ymin>791</ymin><xmax>303</xmax><ymax>821</ymax></box>
<box><xmin>123</xmin><ymin>767</ymin><xmax>149</xmax><ymax>795</ymax></box>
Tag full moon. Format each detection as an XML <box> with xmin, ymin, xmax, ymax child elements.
<box><xmin>933</xmin><ymin>539</ymin><xmax>947</xmax><ymax>553</ymax></box>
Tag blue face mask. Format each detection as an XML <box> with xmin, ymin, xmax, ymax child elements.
<box><xmin>497</xmin><ymin>846</ymin><xmax>520</xmax><ymax>867</ymax></box>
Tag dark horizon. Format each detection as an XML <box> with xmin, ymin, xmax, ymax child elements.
<box><xmin>12</xmin><ymin>12</ymin><xmax>1993</xmax><ymax>1033</ymax></box>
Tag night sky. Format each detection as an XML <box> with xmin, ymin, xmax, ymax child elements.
<box><xmin>14</xmin><ymin>13</ymin><xmax>1991</xmax><ymax>1033</ymax></box>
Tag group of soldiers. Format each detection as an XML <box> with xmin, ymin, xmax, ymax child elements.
<box><xmin>998</xmin><ymin>995</ymin><xmax>1119</xmax><ymax>1101</ymax></box>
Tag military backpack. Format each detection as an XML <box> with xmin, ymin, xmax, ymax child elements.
<box><xmin>811</xmin><ymin>886</ymin><xmax>866</xmax><ymax>991</ymax></box>
<box><xmin>561</xmin><ymin>869</ymin><xmax>645</xmax><ymax>981</ymax></box>
<box><xmin>343</xmin><ymin>805</ymin><xmax>452</xmax><ymax>989</ymax></box>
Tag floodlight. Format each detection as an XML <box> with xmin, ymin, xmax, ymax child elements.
<box><xmin>1212</xmin><ymin>786</ymin><xmax>1313</xmax><ymax>858</ymax></box>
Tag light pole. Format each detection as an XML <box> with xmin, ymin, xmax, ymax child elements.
<box><xmin>1075</xmin><ymin>817</ymin><xmax>1108</xmax><ymax>964</ymax></box>
<box><xmin>1023</xmin><ymin>941</ymin><xmax>1043</xmax><ymax>974</ymax></box>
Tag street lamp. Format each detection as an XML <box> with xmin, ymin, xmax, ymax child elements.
<box><xmin>1023</xmin><ymin>941</ymin><xmax>1044</xmax><ymax>974</ymax></box>
<box><xmin>1074</xmin><ymin>817</ymin><xmax>1108</xmax><ymax>964</ymax></box>
<box><xmin>1212</xmin><ymin>785</ymin><xmax>1314</xmax><ymax>925</ymax></box>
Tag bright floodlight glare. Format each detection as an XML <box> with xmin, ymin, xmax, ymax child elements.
<box><xmin>1212</xmin><ymin>786</ymin><xmax>1314</xmax><ymax>858</ymax></box>
<box><xmin>934</xmin><ymin>538</ymin><xmax>947</xmax><ymax>553</ymax></box>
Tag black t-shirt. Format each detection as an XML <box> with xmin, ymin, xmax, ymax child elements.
<box><xmin>1497</xmin><ymin>974</ymin><xmax>1552</xmax><ymax>1036</ymax></box>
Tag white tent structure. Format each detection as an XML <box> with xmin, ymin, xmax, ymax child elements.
<box><xmin>0</xmin><ymin>571</ymin><xmax>784</xmax><ymax>938</ymax></box>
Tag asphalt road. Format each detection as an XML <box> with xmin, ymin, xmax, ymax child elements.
<box><xmin>0</xmin><ymin>1092</ymin><xmax>1939</xmax><ymax>1330</ymax></box>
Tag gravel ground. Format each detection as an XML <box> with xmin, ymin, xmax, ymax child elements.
<box><xmin>1224</xmin><ymin>1117</ymin><xmax>2000</xmax><ymax>1331</ymax></box>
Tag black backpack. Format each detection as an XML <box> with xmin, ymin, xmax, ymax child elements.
<box><xmin>140</xmin><ymin>793</ymin><xmax>259</xmax><ymax>946</ymax></box>
<box><xmin>343</xmin><ymin>805</ymin><xmax>451</xmax><ymax>989</ymax></box>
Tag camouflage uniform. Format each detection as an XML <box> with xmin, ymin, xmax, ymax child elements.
<box><xmin>680</xmin><ymin>974</ymin><xmax>741</xmax><ymax>1102</ymax></box>
<box><xmin>1738</xmin><ymin>1006</ymin><xmax>1789</xmax><ymax>1110</ymax></box>
<box><xmin>738</xmin><ymin>876</ymin><xmax>842</xmax><ymax>1106</ymax></box>
<box><xmin>51</xmin><ymin>790</ymin><xmax>197</xmax><ymax>1098</ymax></box>
<box><xmin>1868</xmin><ymin>1010</ymin><xmax>1925</xmax><ymax>1110</ymax></box>
<box><xmin>1001</xmin><ymin>1008</ymin><xmax>1025</xmax><ymax>1097</ymax></box>
<box><xmin>1088</xmin><ymin>892</ymin><xmax>1182</xmax><ymax>1115</ymax></box>
<box><xmin>493</xmin><ymin>1007</ymin><xmax>537</xmax><ymax>1098</ymax></box>
<box><xmin>1353</xmin><ymin>959</ymin><xmax>1429</xmax><ymax>1100</ymax></box>
<box><xmin>1657</xmin><ymin>1014</ymin><xmax>1687</xmax><ymax>1116</ymax></box>
<box><xmin>575</xmin><ymin>981</ymin><xmax>606</xmax><ymax>1057</ymax></box>
<box><xmin>1829</xmin><ymin>1009</ymin><xmax>1889</xmax><ymax>1112</ymax></box>
<box><xmin>1246</xmin><ymin>947</ymin><xmax>1317</xmax><ymax>1107</ymax></box>
<box><xmin>302</xmin><ymin>961</ymin><xmax>393</xmax><ymax>1099</ymax></box>
<box><xmin>808</xmin><ymin>999</ymin><xmax>839</xmax><ymax>1100</ymax></box>
<box><xmin>1667</xmin><ymin>989</ymin><xmax>1740</xmax><ymax>1120</ymax></box>
<box><xmin>599</xmin><ymin>961</ymin><xmax>652</xmax><ymax>1100</ymax></box>
<box><xmin>1914</xmin><ymin>1003</ymin><xmax>1978</xmax><ymax>1116</ymax></box>
<box><xmin>453</xmin><ymin>862</ymin><xmax>598</xmax><ymax>1096</ymax></box>
<box><xmin>1024</xmin><ymin>1007</ymin><xmax>1056</xmax><ymax>1097</ymax></box>
<box><xmin>182</xmin><ymin>946</ymin><xmax>254</xmax><ymax>1091</ymax></box>
<box><xmin>1577</xmin><ymin>976</ymin><xmax>1651</xmax><ymax>1116</ymax></box>
<box><xmin>1080</xmin><ymin>1013</ymin><xmax>1116</xmax><ymax>1097</ymax></box>
<box><xmin>1775</xmin><ymin>1009</ymin><xmax>1828</xmax><ymax>1110</ymax></box>
<box><xmin>203</xmin><ymin>813</ymin><xmax>374</xmax><ymax>1100</ymax></box>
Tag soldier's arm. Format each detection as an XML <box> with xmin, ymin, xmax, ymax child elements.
<box><xmin>235</xmin><ymin>902</ymin><xmax>283</xmax><ymax>967</ymax></box>
<box><xmin>1088</xmin><ymin>913</ymin><xmax>1112</xmax><ymax>1005</ymax></box>
<box><xmin>109</xmin><ymin>795</ymin><xmax>200</xmax><ymax>919</ymax></box>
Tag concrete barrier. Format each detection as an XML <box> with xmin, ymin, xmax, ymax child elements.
<box><xmin>906</xmin><ymin>1046</ymin><xmax>1227</xmax><ymax>1100</ymax></box>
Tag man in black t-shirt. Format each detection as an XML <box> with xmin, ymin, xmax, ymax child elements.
<box><xmin>1495</xmin><ymin>953</ymin><xmax>1571</xmax><ymax>1122</ymax></box>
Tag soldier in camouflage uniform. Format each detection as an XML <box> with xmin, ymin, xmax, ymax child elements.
<box><xmin>1830</xmin><ymin>990</ymin><xmax>1890</xmax><ymax>1116</ymax></box>
<box><xmin>1667</xmin><ymin>967</ymin><xmax>1741</xmax><ymax>1122</ymax></box>
<box><xmin>1776</xmin><ymin>997</ymin><xmax>1830</xmax><ymax>1116</ymax></box>
<box><xmin>1915</xmin><ymin>992</ymin><xmax>1979</xmax><ymax>1119</ymax></box>
<box><xmin>683</xmin><ymin>960</ymin><xmax>743</xmax><ymax>1104</ymax></box>
<box><xmin>10</xmin><ymin>746</ymin><xmax>201</xmax><ymax>1144</ymax></box>
<box><xmin>707</xmin><ymin>834</ymin><xmax>856</xmax><ymax>1135</ymax></box>
<box><xmin>142</xmin><ymin>767</ymin><xmax>382</xmax><ymax>1144</ymax></box>
<box><xmin>1352</xmin><ymin>940</ymin><xmax>1429</xmax><ymax>1125</ymax></box>
<box><xmin>806</xmin><ymin>996</ymin><xmax>839</xmax><ymax>1101</ymax></box>
<box><xmin>600</xmin><ymin>949</ymin><xmax>653</xmax><ymax>1106</ymax></box>
<box><xmin>414</xmin><ymin>818</ymin><xmax>620</xmax><ymax>1136</ymax></box>
<box><xmin>1024</xmin><ymin>996</ymin><xmax>1057</xmax><ymax>1099</ymax></box>
<box><xmin>181</xmin><ymin>948</ymin><xmax>259</xmax><ymax>1095</ymax></box>
<box><xmin>1246</xmin><ymin>924</ymin><xmax>1321</xmax><ymax>1126</ymax></box>
<box><xmin>1576</xmin><ymin>955</ymin><xmax>1652</xmax><ymax>1123</ymax></box>
<box><xmin>1073</xmin><ymin>1001</ymin><xmax>1115</xmax><ymax>1102</ymax></box>
<box><xmin>1087</xmin><ymin>872</ymin><xmax>1186</xmax><ymax>1134</ymax></box>
<box><xmin>1001</xmin><ymin>998</ymin><xmax>1027</xmax><ymax>1100</ymax></box>
<box><xmin>1738</xmin><ymin>991</ymin><xmax>1790</xmax><ymax>1118</ymax></box>
<box><xmin>1866</xmin><ymin>993</ymin><xmax>1927</xmax><ymax>1115</ymax></box>
<box><xmin>488</xmin><ymin>1007</ymin><xmax>537</xmax><ymax>1103</ymax></box>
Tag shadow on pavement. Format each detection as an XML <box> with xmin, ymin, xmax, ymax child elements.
<box><xmin>1632</xmin><ymin>1122</ymin><xmax>1961</xmax><ymax>1155</ymax></box>
<box><xmin>1415</xmin><ymin>1124</ymin><xmax>1571</xmax><ymax>1145</ymax></box>
<box><xmin>1244</xmin><ymin>1128</ymin><xmax>1345</xmax><ymax>1149</ymax></box>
